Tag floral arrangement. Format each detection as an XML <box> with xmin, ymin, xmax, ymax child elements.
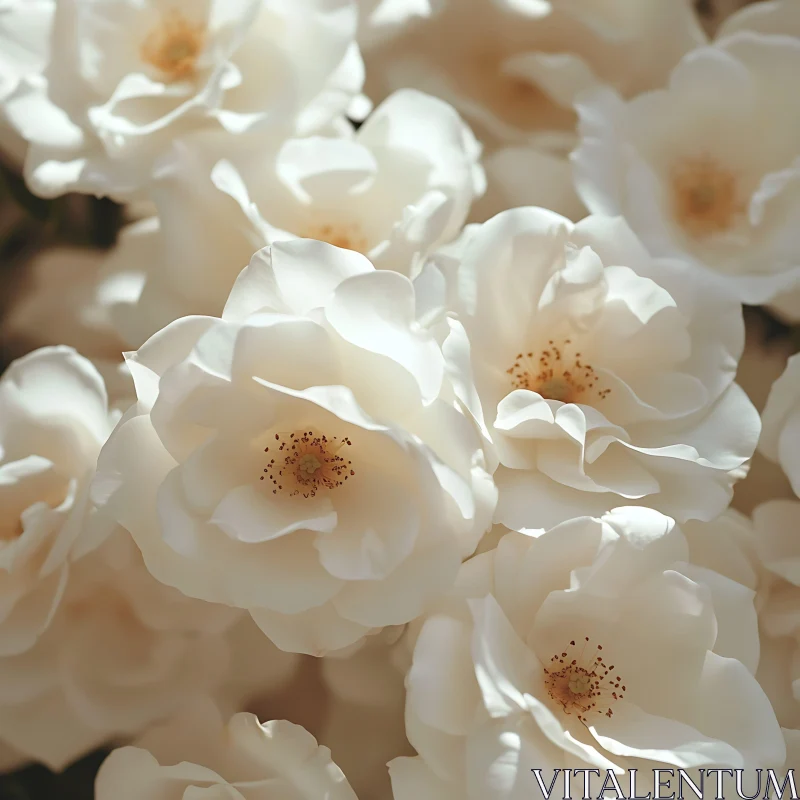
<box><xmin>0</xmin><ymin>0</ymin><xmax>798</xmax><ymax>797</ymax></box>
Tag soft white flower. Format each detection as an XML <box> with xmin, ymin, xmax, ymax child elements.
<box><xmin>0</xmin><ymin>531</ymin><xmax>236</xmax><ymax>769</ymax></box>
<box><xmin>99</xmin><ymin>88</ymin><xmax>484</xmax><ymax>348</ymax></box>
<box><xmin>2</xmin><ymin>0</ymin><xmax>364</xmax><ymax>199</ymax></box>
<box><xmin>573</xmin><ymin>28</ymin><xmax>800</xmax><ymax>311</ymax></box>
<box><xmin>0</xmin><ymin>0</ymin><xmax>53</xmax><ymax>164</ymax></box>
<box><xmin>214</xmin><ymin>88</ymin><xmax>484</xmax><ymax>275</ymax></box>
<box><xmin>95</xmin><ymin>700</ymin><xmax>358</xmax><ymax>800</ymax></box>
<box><xmin>92</xmin><ymin>239</ymin><xmax>496</xmax><ymax>656</ymax></box>
<box><xmin>443</xmin><ymin>208</ymin><xmax>758</xmax><ymax>529</ymax></box>
<box><xmin>2</xmin><ymin>247</ymin><xmax>126</xmax><ymax>361</ymax></box>
<box><xmin>0</xmin><ymin>346</ymin><xmax>116</xmax><ymax>658</ymax></box>
<box><xmin>364</xmin><ymin>0</ymin><xmax>703</xmax><ymax>219</ymax></box>
<box><xmin>390</xmin><ymin>507</ymin><xmax>784</xmax><ymax>800</ymax></box>
<box><xmin>760</xmin><ymin>353</ymin><xmax>800</xmax><ymax>498</ymax></box>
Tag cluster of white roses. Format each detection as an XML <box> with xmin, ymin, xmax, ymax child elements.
<box><xmin>0</xmin><ymin>0</ymin><xmax>798</xmax><ymax>797</ymax></box>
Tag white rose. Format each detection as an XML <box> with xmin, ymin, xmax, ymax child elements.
<box><xmin>0</xmin><ymin>0</ymin><xmax>52</xmax><ymax>164</ymax></box>
<box><xmin>0</xmin><ymin>531</ymin><xmax>236</xmax><ymax>769</ymax></box>
<box><xmin>443</xmin><ymin>207</ymin><xmax>758</xmax><ymax>529</ymax></box>
<box><xmin>214</xmin><ymin>88</ymin><xmax>485</xmax><ymax>275</ymax></box>
<box><xmin>2</xmin><ymin>0</ymin><xmax>364</xmax><ymax>199</ymax></box>
<box><xmin>95</xmin><ymin>700</ymin><xmax>358</xmax><ymax>800</ymax></box>
<box><xmin>363</xmin><ymin>0</ymin><xmax>702</xmax><ymax>219</ymax></box>
<box><xmin>760</xmin><ymin>353</ymin><xmax>800</xmax><ymax>498</ymax></box>
<box><xmin>390</xmin><ymin>507</ymin><xmax>784</xmax><ymax>800</ymax></box>
<box><xmin>573</xmin><ymin>29</ymin><xmax>800</xmax><ymax>312</ymax></box>
<box><xmin>0</xmin><ymin>346</ymin><xmax>116</xmax><ymax>657</ymax></box>
<box><xmin>93</xmin><ymin>239</ymin><xmax>496</xmax><ymax>656</ymax></box>
<box><xmin>99</xmin><ymin>88</ymin><xmax>484</xmax><ymax>348</ymax></box>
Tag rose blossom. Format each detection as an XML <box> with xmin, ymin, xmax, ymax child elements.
<box><xmin>0</xmin><ymin>531</ymin><xmax>236</xmax><ymax>769</ymax></box>
<box><xmin>2</xmin><ymin>0</ymin><xmax>364</xmax><ymax>199</ymax></box>
<box><xmin>95</xmin><ymin>700</ymin><xmax>358</xmax><ymax>800</ymax></box>
<box><xmin>390</xmin><ymin>507</ymin><xmax>784</xmax><ymax>799</ymax></box>
<box><xmin>0</xmin><ymin>0</ymin><xmax>52</xmax><ymax>164</ymax></box>
<box><xmin>0</xmin><ymin>346</ymin><xmax>117</xmax><ymax>657</ymax></box>
<box><xmin>92</xmin><ymin>238</ymin><xmax>496</xmax><ymax>656</ymax></box>
<box><xmin>213</xmin><ymin>88</ymin><xmax>484</xmax><ymax>276</ymax></box>
<box><xmin>759</xmin><ymin>353</ymin><xmax>800</xmax><ymax>499</ymax></box>
<box><xmin>98</xmin><ymin>88</ymin><xmax>484</xmax><ymax>348</ymax></box>
<box><xmin>572</xmin><ymin>23</ymin><xmax>800</xmax><ymax>312</ymax></box>
<box><xmin>442</xmin><ymin>207</ymin><xmax>758</xmax><ymax>530</ymax></box>
<box><xmin>363</xmin><ymin>0</ymin><xmax>703</xmax><ymax>220</ymax></box>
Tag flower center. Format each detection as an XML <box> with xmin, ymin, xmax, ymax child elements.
<box><xmin>507</xmin><ymin>339</ymin><xmax>610</xmax><ymax>404</ymax></box>
<box><xmin>260</xmin><ymin>430</ymin><xmax>355</xmax><ymax>498</ymax></box>
<box><xmin>140</xmin><ymin>10</ymin><xmax>205</xmax><ymax>82</ymax></box>
<box><xmin>463</xmin><ymin>46</ymin><xmax>576</xmax><ymax>134</ymax></box>
<box><xmin>544</xmin><ymin>638</ymin><xmax>625</xmax><ymax>724</ymax></box>
<box><xmin>671</xmin><ymin>156</ymin><xmax>742</xmax><ymax>239</ymax></box>
<box><xmin>304</xmin><ymin>222</ymin><xmax>369</xmax><ymax>254</ymax></box>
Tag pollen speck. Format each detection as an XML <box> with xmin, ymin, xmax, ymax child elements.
<box><xmin>303</xmin><ymin>222</ymin><xmax>369</xmax><ymax>254</ymax></box>
<box><xmin>507</xmin><ymin>339</ymin><xmax>610</xmax><ymax>403</ymax></box>
<box><xmin>544</xmin><ymin>638</ymin><xmax>624</xmax><ymax>724</ymax></box>
<box><xmin>259</xmin><ymin>429</ymin><xmax>354</xmax><ymax>499</ymax></box>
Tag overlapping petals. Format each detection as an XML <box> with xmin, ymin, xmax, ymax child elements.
<box><xmin>363</xmin><ymin>0</ymin><xmax>702</xmax><ymax>219</ymax></box>
<box><xmin>95</xmin><ymin>700</ymin><xmax>358</xmax><ymax>800</ymax></box>
<box><xmin>0</xmin><ymin>346</ymin><xmax>116</xmax><ymax>657</ymax></box>
<box><xmin>98</xmin><ymin>88</ymin><xmax>484</xmax><ymax>348</ymax></box>
<box><xmin>391</xmin><ymin>507</ymin><xmax>784</xmax><ymax>799</ymax></box>
<box><xmin>92</xmin><ymin>238</ymin><xmax>496</xmax><ymax>656</ymax></box>
<box><xmin>0</xmin><ymin>533</ymin><xmax>237</xmax><ymax>769</ymax></box>
<box><xmin>2</xmin><ymin>0</ymin><xmax>364</xmax><ymax>198</ymax></box>
<box><xmin>573</xmin><ymin>22</ymin><xmax>800</xmax><ymax>313</ymax></box>
<box><xmin>441</xmin><ymin>207</ymin><xmax>758</xmax><ymax>529</ymax></box>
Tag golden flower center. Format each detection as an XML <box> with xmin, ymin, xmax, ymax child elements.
<box><xmin>671</xmin><ymin>156</ymin><xmax>743</xmax><ymax>239</ymax></box>
<box><xmin>544</xmin><ymin>638</ymin><xmax>626</xmax><ymax>724</ymax></box>
<box><xmin>260</xmin><ymin>430</ymin><xmax>355</xmax><ymax>498</ymax></box>
<box><xmin>304</xmin><ymin>222</ymin><xmax>369</xmax><ymax>254</ymax></box>
<box><xmin>507</xmin><ymin>339</ymin><xmax>610</xmax><ymax>404</ymax></box>
<box><xmin>140</xmin><ymin>10</ymin><xmax>206</xmax><ymax>82</ymax></box>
